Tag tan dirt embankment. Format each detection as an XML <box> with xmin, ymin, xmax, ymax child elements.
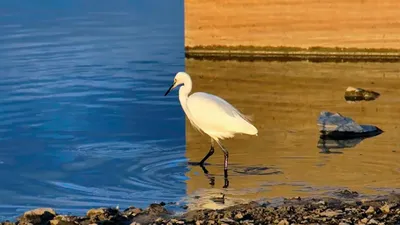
<box><xmin>185</xmin><ymin>0</ymin><xmax>400</xmax><ymax>49</ymax></box>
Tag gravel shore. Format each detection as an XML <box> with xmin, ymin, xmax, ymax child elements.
<box><xmin>2</xmin><ymin>191</ymin><xmax>400</xmax><ymax>225</ymax></box>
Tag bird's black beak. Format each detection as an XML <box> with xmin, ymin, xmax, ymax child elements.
<box><xmin>164</xmin><ymin>82</ymin><xmax>175</xmax><ymax>96</ymax></box>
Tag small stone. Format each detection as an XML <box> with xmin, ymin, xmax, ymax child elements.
<box><xmin>378</xmin><ymin>223</ymin><xmax>385</xmax><ymax>225</ymax></box>
<box><xmin>234</xmin><ymin>212</ymin><xmax>243</xmax><ymax>220</ymax></box>
<box><xmin>320</xmin><ymin>209</ymin><xmax>341</xmax><ymax>217</ymax></box>
<box><xmin>26</xmin><ymin>208</ymin><xmax>56</xmax><ymax>216</ymax></box>
<box><xmin>147</xmin><ymin>203</ymin><xmax>168</xmax><ymax>216</ymax></box>
<box><xmin>124</xmin><ymin>206</ymin><xmax>142</xmax><ymax>217</ymax></box>
<box><xmin>380</xmin><ymin>204</ymin><xmax>390</xmax><ymax>214</ymax></box>
<box><xmin>361</xmin><ymin>218</ymin><xmax>369</xmax><ymax>223</ymax></box>
<box><xmin>50</xmin><ymin>220</ymin><xmax>60</xmax><ymax>225</ymax></box>
<box><xmin>339</xmin><ymin>223</ymin><xmax>350</xmax><ymax>225</ymax></box>
<box><xmin>19</xmin><ymin>208</ymin><xmax>56</xmax><ymax>225</ymax></box>
<box><xmin>195</xmin><ymin>221</ymin><xmax>203</xmax><ymax>225</ymax></box>
<box><xmin>278</xmin><ymin>219</ymin><xmax>289</xmax><ymax>225</ymax></box>
<box><xmin>87</xmin><ymin>208</ymin><xmax>106</xmax><ymax>218</ymax></box>
<box><xmin>366</xmin><ymin>206</ymin><xmax>375</xmax><ymax>214</ymax></box>
<box><xmin>368</xmin><ymin>219</ymin><xmax>378</xmax><ymax>225</ymax></box>
<box><xmin>207</xmin><ymin>221</ymin><xmax>215</xmax><ymax>225</ymax></box>
<box><xmin>220</xmin><ymin>218</ymin><xmax>235</xmax><ymax>223</ymax></box>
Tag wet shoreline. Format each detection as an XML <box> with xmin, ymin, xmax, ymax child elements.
<box><xmin>185</xmin><ymin>45</ymin><xmax>400</xmax><ymax>62</ymax></box>
<box><xmin>3</xmin><ymin>191</ymin><xmax>400</xmax><ymax>225</ymax></box>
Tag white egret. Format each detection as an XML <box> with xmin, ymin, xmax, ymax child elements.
<box><xmin>164</xmin><ymin>72</ymin><xmax>258</xmax><ymax>187</ymax></box>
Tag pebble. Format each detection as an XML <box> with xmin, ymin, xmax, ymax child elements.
<box><xmin>234</xmin><ymin>212</ymin><xmax>243</xmax><ymax>219</ymax></box>
<box><xmin>320</xmin><ymin>210</ymin><xmax>341</xmax><ymax>217</ymax></box>
<box><xmin>368</xmin><ymin>219</ymin><xmax>378</xmax><ymax>225</ymax></box>
<box><xmin>278</xmin><ymin>219</ymin><xmax>289</xmax><ymax>225</ymax></box>
<box><xmin>366</xmin><ymin>206</ymin><xmax>375</xmax><ymax>214</ymax></box>
<box><xmin>23</xmin><ymin>208</ymin><xmax>56</xmax><ymax>217</ymax></box>
<box><xmin>361</xmin><ymin>218</ymin><xmax>369</xmax><ymax>223</ymax></box>
<box><xmin>380</xmin><ymin>204</ymin><xmax>391</xmax><ymax>214</ymax></box>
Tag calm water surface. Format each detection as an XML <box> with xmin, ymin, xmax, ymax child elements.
<box><xmin>0</xmin><ymin>1</ymin><xmax>185</xmax><ymax>220</ymax></box>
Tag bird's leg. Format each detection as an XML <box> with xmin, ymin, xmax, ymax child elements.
<box><xmin>199</xmin><ymin>138</ymin><xmax>215</xmax><ymax>165</ymax></box>
<box><xmin>198</xmin><ymin>139</ymin><xmax>216</xmax><ymax>187</ymax></box>
<box><xmin>216</xmin><ymin>140</ymin><xmax>229</xmax><ymax>188</ymax></box>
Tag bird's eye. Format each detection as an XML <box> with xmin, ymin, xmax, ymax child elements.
<box><xmin>174</xmin><ymin>79</ymin><xmax>176</xmax><ymax>82</ymax></box>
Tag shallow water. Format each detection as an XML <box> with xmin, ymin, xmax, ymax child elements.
<box><xmin>0</xmin><ymin>1</ymin><xmax>185</xmax><ymax>220</ymax></box>
<box><xmin>184</xmin><ymin>59</ymin><xmax>400</xmax><ymax>210</ymax></box>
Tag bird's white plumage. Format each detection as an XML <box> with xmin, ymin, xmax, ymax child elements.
<box><xmin>187</xmin><ymin>92</ymin><xmax>257</xmax><ymax>140</ymax></box>
<box><xmin>168</xmin><ymin>72</ymin><xmax>258</xmax><ymax>141</ymax></box>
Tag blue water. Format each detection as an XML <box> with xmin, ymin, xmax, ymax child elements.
<box><xmin>0</xmin><ymin>1</ymin><xmax>185</xmax><ymax>220</ymax></box>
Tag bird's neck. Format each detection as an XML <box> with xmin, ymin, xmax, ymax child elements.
<box><xmin>178</xmin><ymin>80</ymin><xmax>192</xmax><ymax>100</ymax></box>
<box><xmin>178</xmin><ymin>81</ymin><xmax>193</xmax><ymax>118</ymax></box>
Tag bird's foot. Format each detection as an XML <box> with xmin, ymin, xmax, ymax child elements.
<box><xmin>223</xmin><ymin>178</ymin><xmax>229</xmax><ymax>188</ymax></box>
<box><xmin>223</xmin><ymin>169</ymin><xmax>229</xmax><ymax>188</ymax></box>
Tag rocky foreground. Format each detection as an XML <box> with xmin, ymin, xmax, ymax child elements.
<box><xmin>2</xmin><ymin>191</ymin><xmax>400</xmax><ymax>225</ymax></box>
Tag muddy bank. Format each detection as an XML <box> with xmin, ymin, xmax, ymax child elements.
<box><xmin>185</xmin><ymin>46</ymin><xmax>400</xmax><ymax>62</ymax></box>
<box><xmin>3</xmin><ymin>191</ymin><xmax>400</xmax><ymax>225</ymax></box>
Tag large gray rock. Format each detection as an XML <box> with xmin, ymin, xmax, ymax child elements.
<box><xmin>317</xmin><ymin>111</ymin><xmax>382</xmax><ymax>139</ymax></box>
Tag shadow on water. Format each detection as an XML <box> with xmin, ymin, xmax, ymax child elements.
<box><xmin>317</xmin><ymin>131</ymin><xmax>383</xmax><ymax>154</ymax></box>
<box><xmin>0</xmin><ymin>0</ymin><xmax>186</xmax><ymax>221</ymax></box>
<box><xmin>183</xmin><ymin>58</ymin><xmax>400</xmax><ymax>211</ymax></box>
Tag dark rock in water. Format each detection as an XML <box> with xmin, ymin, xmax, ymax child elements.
<box><xmin>317</xmin><ymin>111</ymin><xmax>383</xmax><ymax>139</ymax></box>
<box><xmin>18</xmin><ymin>208</ymin><xmax>56</xmax><ymax>225</ymax></box>
<box><xmin>344</xmin><ymin>86</ymin><xmax>380</xmax><ymax>102</ymax></box>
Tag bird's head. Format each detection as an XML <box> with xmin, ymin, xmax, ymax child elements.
<box><xmin>164</xmin><ymin>72</ymin><xmax>190</xmax><ymax>96</ymax></box>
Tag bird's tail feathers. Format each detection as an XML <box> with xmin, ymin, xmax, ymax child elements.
<box><xmin>243</xmin><ymin>114</ymin><xmax>254</xmax><ymax>122</ymax></box>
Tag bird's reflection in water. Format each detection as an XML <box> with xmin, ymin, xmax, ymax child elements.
<box><xmin>187</xmin><ymin>162</ymin><xmax>226</xmax><ymax>188</ymax></box>
<box><xmin>199</xmin><ymin>164</ymin><xmax>216</xmax><ymax>187</ymax></box>
<box><xmin>188</xmin><ymin>161</ymin><xmax>282</xmax><ymax>189</ymax></box>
